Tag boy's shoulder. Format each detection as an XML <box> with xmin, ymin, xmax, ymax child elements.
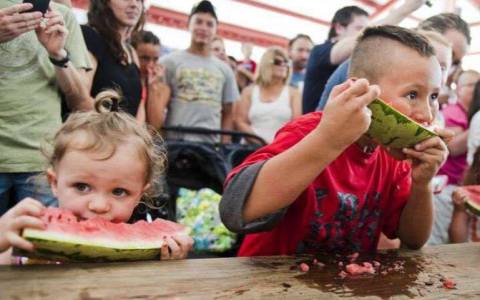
<box><xmin>278</xmin><ymin>111</ymin><xmax>323</xmax><ymax>138</ymax></box>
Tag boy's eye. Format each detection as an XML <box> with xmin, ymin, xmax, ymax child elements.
<box><xmin>112</xmin><ymin>188</ymin><xmax>128</xmax><ymax>197</ymax></box>
<box><xmin>74</xmin><ymin>183</ymin><xmax>90</xmax><ymax>193</ymax></box>
<box><xmin>406</xmin><ymin>91</ymin><xmax>418</xmax><ymax>101</ymax></box>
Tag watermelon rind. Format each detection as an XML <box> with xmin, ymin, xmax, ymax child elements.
<box><xmin>465</xmin><ymin>198</ymin><xmax>480</xmax><ymax>216</ymax></box>
<box><xmin>19</xmin><ymin>228</ymin><xmax>164</xmax><ymax>262</ymax></box>
<box><xmin>367</xmin><ymin>98</ymin><xmax>437</xmax><ymax>149</ymax></box>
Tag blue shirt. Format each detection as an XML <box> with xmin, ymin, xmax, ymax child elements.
<box><xmin>317</xmin><ymin>60</ymin><xmax>350</xmax><ymax>111</ymax></box>
<box><xmin>290</xmin><ymin>71</ymin><xmax>305</xmax><ymax>88</ymax></box>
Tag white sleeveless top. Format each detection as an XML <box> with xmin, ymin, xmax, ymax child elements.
<box><xmin>248</xmin><ymin>85</ymin><xmax>292</xmax><ymax>143</ymax></box>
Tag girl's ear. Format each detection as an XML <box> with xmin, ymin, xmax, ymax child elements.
<box><xmin>142</xmin><ymin>183</ymin><xmax>151</xmax><ymax>194</ymax></box>
<box><xmin>46</xmin><ymin>168</ymin><xmax>59</xmax><ymax>197</ymax></box>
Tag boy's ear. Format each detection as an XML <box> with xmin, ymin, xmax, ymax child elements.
<box><xmin>46</xmin><ymin>168</ymin><xmax>58</xmax><ymax>197</ymax></box>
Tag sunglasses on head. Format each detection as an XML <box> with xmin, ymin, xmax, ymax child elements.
<box><xmin>272</xmin><ymin>58</ymin><xmax>289</xmax><ymax>67</ymax></box>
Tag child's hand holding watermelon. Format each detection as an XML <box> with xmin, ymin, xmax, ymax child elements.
<box><xmin>0</xmin><ymin>92</ymin><xmax>193</xmax><ymax>264</ymax></box>
<box><xmin>160</xmin><ymin>234</ymin><xmax>194</xmax><ymax>260</ymax></box>
<box><xmin>319</xmin><ymin>78</ymin><xmax>380</xmax><ymax>152</ymax></box>
<box><xmin>452</xmin><ymin>188</ymin><xmax>468</xmax><ymax>211</ymax></box>
<box><xmin>402</xmin><ymin>127</ymin><xmax>450</xmax><ymax>185</ymax></box>
<box><xmin>0</xmin><ymin>198</ymin><xmax>45</xmax><ymax>256</ymax></box>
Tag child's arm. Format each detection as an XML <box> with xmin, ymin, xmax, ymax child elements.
<box><xmin>240</xmin><ymin>79</ymin><xmax>379</xmax><ymax>223</ymax></box>
<box><xmin>0</xmin><ymin>198</ymin><xmax>45</xmax><ymax>255</ymax></box>
<box><xmin>397</xmin><ymin>130</ymin><xmax>450</xmax><ymax>249</ymax></box>
<box><xmin>449</xmin><ymin>188</ymin><xmax>470</xmax><ymax>243</ymax></box>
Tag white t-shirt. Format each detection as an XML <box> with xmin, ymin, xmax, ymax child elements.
<box><xmin>467</xmin><ymin>111</ymin><xmax>480</xmax><ymax>165</ymax></box>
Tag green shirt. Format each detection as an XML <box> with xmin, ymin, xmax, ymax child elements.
<box><xmin>0</xmin><ymin>1</ymin><xmax>91</xmax><ymax>172</ymax></box>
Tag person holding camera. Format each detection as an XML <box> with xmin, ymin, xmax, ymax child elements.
<box><xmin>0</xmin><ymin>1</ymin><xmax>91</xmax><ymax>215</ymax></box>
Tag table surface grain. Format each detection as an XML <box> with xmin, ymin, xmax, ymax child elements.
<box><xmin>1</xmin><ymin>243</ymin><xmax>480</xmax><ymax>299</ymax></box>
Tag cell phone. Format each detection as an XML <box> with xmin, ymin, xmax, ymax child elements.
<box><xmin>23</xmin><ymin>0</ymin><xmax>50</xmax><ymax>14</ymax></box>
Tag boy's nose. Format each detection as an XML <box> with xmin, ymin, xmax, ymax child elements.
<box><xmin>412</xmin><ymin>101</ymin><xmax>434</xmax><ymax>126</ymax></box>
<box><xmin>88</xmin><ymin>195</ymin><xmax>111</xmax><ymax>214</ymax></box>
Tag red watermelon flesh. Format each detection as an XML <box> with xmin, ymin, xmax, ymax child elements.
<box><xmin>17</xmin><ymin>207</ymin><xmax>188</xmax><ymax>262</ymax></box>
<box><xmin>464</xmin><ymin>185</ymin><xmax>480</xmax><ymax>216</ymax></box>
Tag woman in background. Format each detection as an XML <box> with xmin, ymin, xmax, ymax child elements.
<box><xmin>235</xmin><ymin>47</ymin><xmax>300</xmax><ymax>144</ymax></box>
<box><xmin>82</xmin><ymin>0</ymin><xmax>144</xmax><ymax>117</ymax></box>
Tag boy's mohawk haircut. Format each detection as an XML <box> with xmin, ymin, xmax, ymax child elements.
<box><xmin>358</xmin><ymin>25</ymin><xmax>434</xmax><ymax>57</ymax></box>
<box><xmin>349</xmin><ymin>25</ymin><xmax>435</xmax><ymax>82</ymax></box>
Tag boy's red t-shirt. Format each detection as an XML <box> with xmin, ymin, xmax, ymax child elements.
<box><xmin>227</xmin><ymin>112</ymin><xmax>412</xmax><ymax>256</ymax></box>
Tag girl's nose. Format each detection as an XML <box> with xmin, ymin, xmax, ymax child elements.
<box><xmin>87</xmin><ymin>195</ymin><xmax>111</xmax><ymax>214</ymax></box>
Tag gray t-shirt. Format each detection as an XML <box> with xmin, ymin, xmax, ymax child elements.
<box><xmin>161</xmin><ymin>50</ymin><xmax>239</xmax><ymax>143</ymax></box>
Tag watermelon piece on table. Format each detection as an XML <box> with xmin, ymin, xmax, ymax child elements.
<box><xmin>367</xmin><ymin>98</ymin><xmax>437</xmax><ymax>149</ymax></box>
<box><xmin>14</xmin><ymin>207</ymin><xmax>188</xmax><ymax>262</ymax></box>
<box><xmin>464</xmin><ymin>185</ymin><xmax>480</xmax><ymax>216</ymax></box>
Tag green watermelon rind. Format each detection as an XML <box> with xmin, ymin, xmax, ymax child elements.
<box><xmin>367</xmin><ymin>98</ymin><xmax>437</xmax><ymax>149</ymax></box>
<box><xmin>465</xmin><ymin>198</ymin><xmax>480</xmax><ymax>216</ymax></box>
<box><xmin>20</xmin><ymin>228</ymin><xmax>164</xmax><ymax>262</ymax></box>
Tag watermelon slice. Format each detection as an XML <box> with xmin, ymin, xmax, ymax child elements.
<box><xmin>367</xmin><ymin>98</ymin><xmax>437</xmax><ymax>149</ymax></box>
<box><xmin>463</xmin><ymin>185</ymin><xmax>480</xmax><ymax>216</ymax></box>
<box><xmin>15</xmin><ymin>207</ymin><xmax>188</xmax><ymax>262</ymax></box>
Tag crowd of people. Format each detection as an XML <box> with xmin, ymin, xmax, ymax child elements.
<box><xmin>0</xmin><ymin>0</ymin><xmax>479</xmax><ymax>264</ymax></box>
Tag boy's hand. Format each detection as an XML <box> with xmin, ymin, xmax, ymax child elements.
<box><xmin>402</xmin><ymin>129</ymin><xmax>449</xmax><ymax>185</ymax></box>
<box><xmin>0</xmin><ymin>198</ymin><xmax>45</xmax><ymax>253</ymax></box>
<box><xmin>160</xmin><ymin>234</ymin><xmax>193</xmax><ymax>260</ymax></box>
<box><xmin>319</xmin><ymin>78</ymin><xmax>380</xmax><ymax>151</ymax></box>
<box><xmin>452</xmin><ymin>187</ymin><xmax>468</xmax><ymax>211</ymax></box>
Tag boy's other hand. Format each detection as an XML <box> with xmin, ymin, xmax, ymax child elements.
<box><xmin>0</xmin><ymin>198</ymin><xmax>45</xmax><ymax>253</ymax></box>
<box><xmin>319</xmin><ymin>78</ymin><xmax>380</xmax><ymax>151</ymax></box>
<box><xmin>402</xmin><ymin>134</ymin><xmax>448</xmax><ymax>186</ymax></box>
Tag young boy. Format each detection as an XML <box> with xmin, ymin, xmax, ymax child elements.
<box><xmin>219</xmin><ymin>25</ymin><xmax>449</xmax><ymax>256</ymax></box>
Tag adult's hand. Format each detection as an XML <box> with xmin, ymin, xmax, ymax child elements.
<box><xmin>0</xmin><ymin>3</ymin><xmax>42</xmax><ymax>43</ymax></box>
<box><xmin>36</xmin><ymin>8</ymin><xmax>68</xmax><ymax>59</ymax></box>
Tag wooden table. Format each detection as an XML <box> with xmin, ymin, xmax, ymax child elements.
<box><xmin>1</xmin><ymin>243</ymin><xmax>479</xmax><ymax>299</ymax></box>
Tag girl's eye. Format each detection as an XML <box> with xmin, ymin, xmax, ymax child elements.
<box><xmin>430</xmin><ymin>93</ymin><xmax>439</xmax><ymax>102</ymax></box>
<box><xmin>74</xmin><ymin>183</ymin><xmax>90</xmax><ymax>193</ymax></box>
<box><xmin>406</xmin><ymin>91</ymin><xmax>418</xmax><ymax>101</ymax></box>
<box><xmin>112</xmin><ymin>188</ymin><xmax>128</xmax><ymax>197</ymax></box>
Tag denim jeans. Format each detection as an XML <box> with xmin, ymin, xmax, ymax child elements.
<box><xmin>0</xmin><ymin>172</ymin><xmax>58</xmax><ymax>216</ymax></box>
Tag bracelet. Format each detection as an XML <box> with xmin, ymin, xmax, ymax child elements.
<box><xmin>49</xmin><ymin>50</ymin><xmax>70</xmax><ymax>68</ymax></box>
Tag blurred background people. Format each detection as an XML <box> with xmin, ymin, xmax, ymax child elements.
<box><xmin>0</xmin><ymin>1</ymin><xmax>91</xmax><ymax>215</ymax></box>
<box><xmin>235</xmin><ymin>47</ymin><xmax>300</xmax><ymax>144</ymax></box>
<box><xmin>211</xmin><ymin>36</ymin><xmax>227</xmax><ymax>62</ymax></box>
<box><xmin>288</xmin><ymin>34</ymin><xmax>313</xmax><ymax>92</ymax></box>
<box><xmin>131</xmin><ymin>30</ymin><xmax>170</xmax><ymax>125</ymax></box>
<box><xmin>467</xmin><ymin>82</ymin><xmax>480</xmax><ymax>166</ymax></box>
<box><xmin>158</xmin><ymin>1</ymin><xmax>239</xmax><ymax>143</ymax></box>
<box><xmin>82</xmin><ymin>0</ymin><xmax>145</xmax><ymax>117</ymax></box>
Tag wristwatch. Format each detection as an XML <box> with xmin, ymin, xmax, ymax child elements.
<box><xmin>49</xmin><ymin>50</ymin><xmax>70</xmax><ymax>68</ymax></box>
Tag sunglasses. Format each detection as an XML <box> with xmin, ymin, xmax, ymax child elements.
<box><xmin>272</xmin><ymin>58</ymin><xmax>289</xmax><ymax>67</ymax></box>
